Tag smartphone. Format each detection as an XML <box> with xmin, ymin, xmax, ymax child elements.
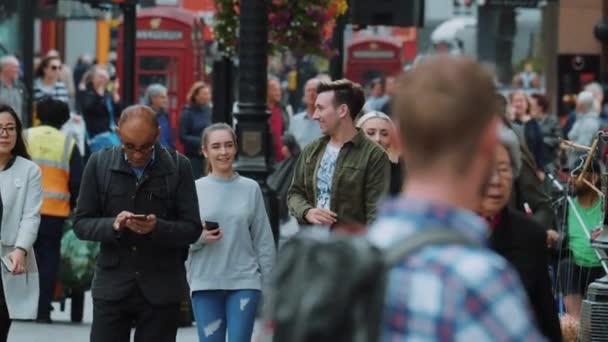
<box><xmin>1</xmin><ymin>255</ymin><xmax>12</xmax><ymax>272</ymax></box>
<box><xmin>204</xmin><ymin>221</ymin><xmax>220</xmax><ymax>231</ymax></box>
<box><xmin>131</xmin><ymin>214</ymin><xmax>148</xmax><ymax>221</ymax></box>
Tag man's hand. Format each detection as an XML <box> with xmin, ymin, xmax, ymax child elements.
<box><xmin>125</xmin><ymin>214</ymin><xmax>157</xmax><ymax>235</ymax></box>
<box><xmin>9</xmin><ymin>248</ymin><xmax>26</xmax><ymax>275</ymax></box>
<box><xmin>592</xmin><ymin>228</ymin><xmax>602</xmax><ymax>240</ymax></box>
<box><xmin>305</xmin><ymin>208</ymin><xmax>337</xmax><ymax>225</ymax></box>
<box><xmin>546</xmin><ymin>229</ymin><xmax>560</xmax><ymax>246</ymax></box>
<box><xmin>113</xmin><ymin>211</ymin><xmax>134</xmax><ymax>231</ymax></box>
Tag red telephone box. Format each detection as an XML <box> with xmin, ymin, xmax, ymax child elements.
<box><xmin>345</xmin><ymin>36</ymin><xmax>403</xmax><ymax>85</ymax></box>
<box><xmin>117</xmin><ymin>7</ymin><xmax>206</xmax><ymax>152</ymax></box>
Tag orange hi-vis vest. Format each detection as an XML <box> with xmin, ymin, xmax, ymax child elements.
<box><xmin>26</xmin><ymin>126</ymin><xmax>75</xmax><ymax>218</ymax></box>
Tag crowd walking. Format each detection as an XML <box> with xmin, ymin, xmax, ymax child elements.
<box><xmin>0</xmin><ymin>49</ymin><xmax>608</xmax><ymax>342</ymax></box>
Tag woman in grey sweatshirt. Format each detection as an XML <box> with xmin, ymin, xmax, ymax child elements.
<box><xmin>187</xmin><ymin>123</ymin><xmax>276</xmax><ymax>342</ymax></box>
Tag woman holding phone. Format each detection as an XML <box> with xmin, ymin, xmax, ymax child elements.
<box><xmin>187</xmin><ymin>123</ymin><xmax>275</xmax><ymax>342</ymax></box>
<box><xmin>0</xmin><ymin>104</ymin><xmax>42</xmax><ymax>341</ymax></box>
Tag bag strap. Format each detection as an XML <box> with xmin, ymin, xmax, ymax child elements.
<box><xmin>105</xmin><ymin>93</ymin><xmax>117</xmax><ymax>130</ymax></box>
<box><xmin>384</xmin><ymin>227</ymin><xmax>477</xmax><ymax>266</ymax></box>
<box><xmin>100</xmin><ymin>148</ymin><xmax>120</xmax><ymax>212</ymax></box>
<box><xmin>164</xmin><ymin>148</ymin><xmax>180</xmax><ymax>204</ymax></box>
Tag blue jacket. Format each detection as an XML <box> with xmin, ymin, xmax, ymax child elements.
<box><xmin>157</xmin><ymin>110</ymin><xmax>175</xmax><ymax>149</ymax></box>
<box><xmin>179</xmin><ymin>104</ymin><xmax>211</xmax><ymax>157</ymax></box>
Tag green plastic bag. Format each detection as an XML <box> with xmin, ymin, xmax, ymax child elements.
<box><xmin>59</xmin><ymin>221</ymin><xmax>99</xmax><ymax>290</ymax></box>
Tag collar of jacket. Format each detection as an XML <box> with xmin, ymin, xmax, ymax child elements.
<box><xmin>316</xmin><ymin>128</ymin><xmax>366</xmax><ymax>149</ymax></box>
<box><xmin>109</xmin><ymin>144</ymin><xmax>174</xmax><ymax>178</ymax></box>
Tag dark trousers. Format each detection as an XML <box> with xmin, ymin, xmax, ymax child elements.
<box><xmin>0</xmin><ymin>280</ymin><xmax>10</xmax><ymax>342</ymax></box>
<box><xmin>91</xmin><ymin>286</ymin><xmax>180</xmax><ymax>342</ymax></box>
<box><xmin>559</xmin><ymin>258</ymin><xmax>605</xmax><ymax>296</ymax></box>
<box><xmin>33</xmin><ymin>215</ymin><xmax>65</xmax><ymax>319</ymax></box>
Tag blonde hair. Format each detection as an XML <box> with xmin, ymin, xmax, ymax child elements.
<box><xmin>356</xmin><ymin>111</ymin><xmax>400</xmax><ymax>162</ymax></box>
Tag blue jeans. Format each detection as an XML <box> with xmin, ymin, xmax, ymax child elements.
<box><xmin>191</xmin><ymin>290</ymin><xmax>260</xmax><ymax>342</ymax></box>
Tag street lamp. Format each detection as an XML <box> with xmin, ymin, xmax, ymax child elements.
<box><xmin>233</xmin><ymin>0</ymin><xmax>279</xmax><ymax>245</ymax></box>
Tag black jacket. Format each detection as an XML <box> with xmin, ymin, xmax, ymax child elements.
<box><xmin>489</xmin><ymin>209</ymin><xmax>562</xmax><ymax>342</ymax></box>
<box><xmin>509</xmin><ymin>149</ymin><xmax>554</xmax><ymax>230</ymax></box>
<box><xmin>80</xmin><ymin>87</ymin><xmax>122</xmax><ymax>137</ymax></box>
<box><xmin>179</xmin><ymin>104</ymin><xmax>211</xmax><ymax>158</ymax></box>
<box><xmin>73</xmin><ymin>145</ymin><xmax>202</xmax><ymax>305</ymax></box>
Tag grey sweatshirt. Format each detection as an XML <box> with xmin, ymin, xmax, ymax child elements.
<box><xmin>186</xmin><ymin>173</ymin><xmax>276</xmax><ymax>292</ymax></box>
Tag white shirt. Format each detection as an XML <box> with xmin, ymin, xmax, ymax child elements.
<box><xmin>316</xmin><ymin>144</ymin><xmax>341</xmax><ymax>209</ymax></box>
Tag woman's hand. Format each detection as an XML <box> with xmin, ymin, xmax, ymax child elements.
<box><xmin>201</xmin><ymin>227</ymin><xmax>223</xmax><ymax>243</ymax></box>
<box><xmin>8</xmin><ymin>249</ymin><xmax>26</xmax><ymax>275</ymax></box>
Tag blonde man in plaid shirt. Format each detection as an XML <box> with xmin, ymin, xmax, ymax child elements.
<box><xmin>369</xmin><ymin>56</ymin><xmax>546</xmax><ymax>341</ymax></box>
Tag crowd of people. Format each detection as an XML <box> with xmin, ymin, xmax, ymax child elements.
<box><xmin>0</xmin><ymin>49</ymin><xmax>607</xmax><ymax>342</ymax></box>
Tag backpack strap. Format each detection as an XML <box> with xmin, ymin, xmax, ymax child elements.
<box><xmin>384</xmin><ymin>227</ymin><xmax>477</xmax><ymax>266</ymax></box>
<box><xmin>164</xmin><ymin>148</ymin><xmax>181</xmax><ymax>205</ymax></box>
<box><xmin>100</xmin><ymin>147</ymin><xmax>120</xmax><ymax>213</ymax></box>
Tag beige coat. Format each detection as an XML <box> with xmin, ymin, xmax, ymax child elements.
<box><xmin>0</xmin><ymin>157</ymin><xmax>41</xmax><ymax>319</ymax></box>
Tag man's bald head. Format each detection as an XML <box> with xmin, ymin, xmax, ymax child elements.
<box><xmin>118</xmin><ymin>105</ymin><xmax>159</xmax><ymax>130</ymax></box>
<box><xmin>117</xmin><ymin>105</ymin><xmax>161</xmax><ymax>167</ymax></box>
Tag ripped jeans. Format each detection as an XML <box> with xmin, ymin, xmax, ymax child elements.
<box><xmin>191</xmin><ymin>290</ymin><xmax>260</xmax><ymax>342</ymax></box>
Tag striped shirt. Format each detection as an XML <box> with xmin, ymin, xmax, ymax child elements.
<box><xmin>33</xmin><ymin>78</ymin><xmax>70</xmax><ymax>104</ymax></box>
<box><xmin>368</xmin><ymin>196</ymin><xmax>546</xmax><ymax>342</ymax></box>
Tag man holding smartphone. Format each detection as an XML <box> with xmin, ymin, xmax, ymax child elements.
<box><xmin>74</xmin><ymin>105</ymin><xmax>202</xmax><ymax>342</ymax></box>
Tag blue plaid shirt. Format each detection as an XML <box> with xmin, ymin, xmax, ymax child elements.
<box><xmin>368</xmin><ymin>196</ymin><xmax>546</xmax><ymax>341</ymax></box>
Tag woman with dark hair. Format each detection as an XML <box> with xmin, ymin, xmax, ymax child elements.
<box><xmin>530</xmin><ymin>93</ymin><xmax>561</xmax><ymax>170</ymax></box>
<box><xmin>180</xmin><ymin>81</ymin><xmax>212</xmax><ymax>179</ymax></box>
<box><xmin>511</xmin><ymin>90</ymin><xmax>547</xmax><ymax>177</ymax></box>
<box><xmin>0</xmin><ymin>104</ymin><xmax>42</xmax><ymax>341</ymax></box>
<box><xmin>33</xmin><ymin>56</ymin><xmax>69</xmax><ymax>104</ymax></box>
<box><xmin>268</xmin><ymin>134</ymin><xmax>301</xmax><ymax>223</ymax></box>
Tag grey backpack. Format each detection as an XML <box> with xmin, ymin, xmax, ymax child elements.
<box><xmin>266</xmin><ymin>226</ymin><xmax>476</xmax><ymax>342</ymax></box>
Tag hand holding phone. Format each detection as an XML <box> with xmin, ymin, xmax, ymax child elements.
<box><xmin>202</xmin><ymin>221</ymin><xmax>222</xmax><ymax>243</ymax></box>
<box><xmin>204</xmin><ymin>221</ymin><xmax>220</xmax><ymax>231</ymax></box>
<box><xmin>131</xmin><ymin>214</ymin><xmax>148</xmax><ymax>221</ymax></box>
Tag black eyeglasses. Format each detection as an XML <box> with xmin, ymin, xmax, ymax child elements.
<box><xmin>122</xmin><ymin>144</ymin><xmax>155</xmax><ymax>154</ymax></box>
<box><xmin>0</xmin><ymin>126</ymin><xmax>16</xmax><ymax>136</ymax></box>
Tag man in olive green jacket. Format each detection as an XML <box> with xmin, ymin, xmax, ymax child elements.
<box><xmin>287</xmin><ymin>79</ymin><xmax>390</xmax><ymax>227</ymax></box>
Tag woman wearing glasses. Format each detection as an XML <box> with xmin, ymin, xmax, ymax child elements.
<box><xmin>479</xmin><ymin>125</ymin><xmax>561</xmax><ymax>341</ymax></box>
<box><xmin>0</xmin><ymin>104</ymin><xmax>43</xmax><ymax>341</ymax></box>
<box><xmin>33</xmin><ymin>56</ymin><xmax>69</xmax><ymax>104</ymax></box>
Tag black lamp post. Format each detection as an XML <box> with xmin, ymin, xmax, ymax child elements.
<box><xmin>19</xmin><ymin>0</ymin><xmax>35</xmax><ymax>128</ymax></box>
<box><xmin>233</xmin><ymin>0</ymin><xmax>279</xmax><ymax>245</ymax></box>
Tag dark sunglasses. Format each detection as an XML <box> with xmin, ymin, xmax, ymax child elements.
<box><xmin>49</xmin><ymin>65</ymin><xmax>62</xmax><ymax>71</ymax></box>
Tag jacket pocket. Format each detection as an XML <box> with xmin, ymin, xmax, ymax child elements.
<box><xmin>145</xmin><ymin>188</ymin><xmax>170</xmax><ymax>218</ymax></box>
<box><xmin>96</xmin><ymin>252</ymin><xmax>119</xmax><ymax>269</ymax></box>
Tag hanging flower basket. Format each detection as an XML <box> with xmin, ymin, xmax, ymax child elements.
<box><xmin>214</xmin><ymin>0</ymin><xmax>348</xmax><ymax>57</ymax></box>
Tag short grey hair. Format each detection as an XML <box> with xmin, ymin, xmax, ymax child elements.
<box><xmin>585</xmin><ymin>82</ymin><xmax>603</xmax><ymax>99</ymax></box>
<box><xmin>498</xmin><ymin>125</ymin><xmax>522</xmax><ymax>178</ymax></box>
<box><xmin>145</xmin><ymin>84</ymin><xmax>167</xmax><ymax>106</ymax></box>
<box><xmin>577</xmin><ymin>90</ymin><xmax>595</xmax><ymax>111</ymax></box>
<box><xmin>0</xmin><ymin>55</ymin><xmax>18</xmax><ymax>68</ymax></box>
